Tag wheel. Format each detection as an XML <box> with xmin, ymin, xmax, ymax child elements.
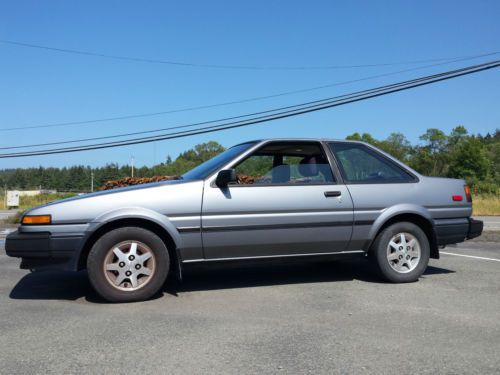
<box><xmin>371</xmin><ymin>222</ymin><xmax>430</xmax><ymax>283</ymax></box>
<box><xmin>87</xmin><ymin>227</ymin><xmax>170</xmax><ymax>302</ymax></box>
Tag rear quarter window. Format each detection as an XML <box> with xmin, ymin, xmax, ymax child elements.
<box><xmin>329</xmin><ymin>143</ymin><xmax>416</xmax><ymax>184</ymax></box>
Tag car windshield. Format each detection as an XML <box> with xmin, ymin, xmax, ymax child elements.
<box><xmin>181</xmin><ymin>141</ymin><xmax>258</xmax><ymax>180</ymax></box>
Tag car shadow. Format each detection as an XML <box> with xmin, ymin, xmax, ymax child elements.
<box><xmin>422</xmin><ymin>265</ymin><xmax>456</xmax><ymax>276</ymax></box>
<box><xmin>9</xmin><ymin>260</ymin><xmax>366</xmax><ymax>302</ymax></box>
<box><xmin>9</xmin><ymin>258</ymin><xmax>455</xmax><ymax>303</ymax></box>
<box><xmin>166</xmin><ymin>258</ymin><xmax>374</xmax><ymax>295</ymax></box>
<box><xmin>9</xmin><ymin>270</ymin><xmax>98</xmax><ymax>301</ymax></box>
<box><xmin>165</xmin><ymin>260</ymin><xmax>455</xmax><ymax>295</ymax></box>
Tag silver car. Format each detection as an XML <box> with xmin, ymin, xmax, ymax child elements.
<box><xmin>6</xmin><ymin>139</ymin><xmax>483</xmax><ymax>302</ymax></box>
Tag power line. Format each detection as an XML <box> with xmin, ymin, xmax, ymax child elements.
<box><xmin>0</xmin><ymin>51</ymin><xmax>498</xmax><ymax>133</ymax></box>
<box><xmin>1</xmin><ymin>60</ymin><xmax>498</xmax><ymax>158</ymax></box>
<box><xmin>0</xmin><ymin>73</ymin><xmax>440</xmax><ymax>150</ymax></box>
<box><xmin>2</xmin><ymin>61</ymin><xmax>499</xmax><ymax>156</ymax></box>
<box><xmin>1</xmin><ymin>60</ymin><xmax>492</xmax><ymax>151</ymax></box>
<box><xmin>2</xmin><ymin>39</ymin><xmax>495</xmax><ymax>71</ymax></box>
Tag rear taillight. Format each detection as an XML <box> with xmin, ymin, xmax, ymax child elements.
<box><xmin>464</xmin><ymin>185</ymin><xmax>472</xmax><ymax>202</ymax></box>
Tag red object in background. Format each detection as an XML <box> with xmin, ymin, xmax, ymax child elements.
<box><xmin>452</xmin><ymin>195</ymin><xmax>463</xmax><ymax>201</ymax></box>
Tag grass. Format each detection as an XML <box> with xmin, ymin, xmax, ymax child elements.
<box><xmin>0</xmin><ymin>193</ymin><xmax>77</xmax><ymax>224</ymax></box>
<box><xmin>472</xmin><ymin>195</ymin><xmax>500</xmax><ymax>216</ymax></box>
<box><xmin>0</xmin><ymin>193</ymin><xmax>77</xmax><ymax>211</ymax></box>
<box><xmin>1</xmin><ymin>211</ymin><xmax>23</xmax><ymax>224</ymax></box>
<box><xmin>17</xmin><ymin>193</ymin><xmax>77</xmax><ymax>210</ymax></box>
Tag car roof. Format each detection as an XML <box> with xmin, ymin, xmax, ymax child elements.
<box><xmin>245</xmin><ymin>137</ymin><xmax>366</xmax><ymax>144</ymax></box>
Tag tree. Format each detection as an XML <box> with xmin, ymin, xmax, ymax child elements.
<box><xmin>417</xmin><ymin>128</ymin><xmax>449</xmax><ymax>176</ymax></box>
<box><xmin>178</xmin><ymin>141</ymin><xmax>225</xmax><ymax>164</ymax></box>
<box><xmin>378</xmin><ymin>133</ymin><xmax>412</xmax><ymax>162</ymax></box>
<box><xmin>449</xmin><ymin>125</ymin><xmax>468</xmax><ymax>146</ymax></box>
<box><xmin>420</xmin><ymin>128</ymin><xmax>447</xmax><ymax>154</ymax></box>
<box><xmin>448</xmin><ymin>137</ymin><xmax>490</xmax><ymax>182</ymax></box>
<box><xmin>1</xmin><ymin>135</ymin><xmax>498</xmax><ymax>196</ymax></box>
<box><xmin>345</xmin><ymin>132</ymin><xmax>362</xmax><ymax>141</ymax></box>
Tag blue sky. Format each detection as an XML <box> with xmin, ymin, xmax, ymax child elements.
<box><xmin>0</xmin><ymin>0</ymin><xmax>499</xmax><ymax>168</ymax></box>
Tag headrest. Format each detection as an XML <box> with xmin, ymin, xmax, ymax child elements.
<box><xmin>298</xmin><ymin>156</ymin><xmax>326</xmax><ymax>177</ymax></box>
<box><xmin>272</xmin><ymin>164</ymin><xmax>290</xmax><ymax>183</ymax></box>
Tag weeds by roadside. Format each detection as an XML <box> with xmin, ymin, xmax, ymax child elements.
<box><xmin>0</xmin><ymin>193</ymin><xmax>76</xmax><ymax>211</ymax></box>
<box><xmin>473</xmin><ymin>195</ymin><xmax>500</xmax><ymax>216</ymax></box>
<box><xmin>0</xmin><ymin>211</ymin><xmax>22</xmax><ymax>225</ymax></box>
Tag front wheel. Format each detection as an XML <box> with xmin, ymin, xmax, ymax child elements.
<box><xmin>87</xmin><ymin>227</ymin><xmax>170</xmax><ymax>302</ymax></box>
<box><xmin>371</xmin><ymin>222</ymin><xmax>430</xmax><ymax>283</ymax></box>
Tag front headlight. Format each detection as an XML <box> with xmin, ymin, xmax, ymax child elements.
<box><xmin>21</xmin><ymin>215</ymin><xmax>52</xmax><ymax>225</ymax></box>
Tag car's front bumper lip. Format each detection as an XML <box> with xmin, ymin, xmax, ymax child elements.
<box><xmin>5</xmin><ymin>230</ymin><xmax>85</xmax><ymax>270</ymax></box>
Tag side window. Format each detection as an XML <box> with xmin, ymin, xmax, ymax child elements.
<box><xmin>234</xmin><ymin>142</ymin><xmax>335</xmax><ymax>185</ymax></box>
<box><xmin>329</xmin><ymin>143</ymin><xmax>415</xmax><ymax>183</ymax></box>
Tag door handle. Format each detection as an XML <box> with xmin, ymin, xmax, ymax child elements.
<box><xmin>324</xmin><ymin>191</ymin><xmax>341</xmax><ymax>197</ymax></box>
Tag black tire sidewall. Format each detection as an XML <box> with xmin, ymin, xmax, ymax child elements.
<box><xmin>87</xmin><ymin>227</ymin><xmax>170</xmax><ymax>302</ymax></box>
<box><xmin>373</xmin><ymin>222</ymin><xmax>430</xmax><ymax>283</ymax></box>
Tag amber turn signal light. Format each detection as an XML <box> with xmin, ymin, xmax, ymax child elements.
<box><xmin>464</xmin><ymin>185</ymin><xmax>472</xmax><ymax>202</ymax></box>
<box><xmin>21</xmin><ymin>215</ymin><xmax>52</xmax><ymax>225</ymax></box>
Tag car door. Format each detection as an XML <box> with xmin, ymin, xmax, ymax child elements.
<box><xmin>201</xmin><ymin>141</ymin><xmax>354</xmax><ymax>259</ymax></box>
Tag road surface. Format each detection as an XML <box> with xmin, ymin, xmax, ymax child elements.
<box><xmin>0</xmin><ymin>237</ymin><xmax>498</xmax><ymax>374</ymax></box>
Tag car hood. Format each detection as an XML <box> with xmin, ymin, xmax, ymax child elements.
<box><xmin>39</xmin><ymin>179</ymin><xmax>188</xmax><ymax>208</ymax></box>
<box><xmin>24</xmin><ymin>179</ymin><xmax>204</xmax><ymax>223</ymax></box>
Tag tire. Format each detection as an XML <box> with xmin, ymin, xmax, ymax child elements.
<box><xmin>87</xmin><ymin>227</ymin><xmax>170</xmax><ymax>302</ymax></box>
<box><xmin>371</xmin><ymin>221</ymin><xmax>430</xmax><ymax>283</ymax></box>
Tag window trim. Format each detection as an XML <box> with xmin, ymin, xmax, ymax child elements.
<box><xmin>210</xmin><ymin>140</ymin><xmax>339</xmax><ymax>188</ymax></box>
<box><xmin>321</xmin><ymin>141</ymin><xmax>345</xmax><ymax>184</ymax></box>
<box><xmin>328</xmin><ymin>142</ymin><xmax>419</xmax><ymax>185</ymax></box>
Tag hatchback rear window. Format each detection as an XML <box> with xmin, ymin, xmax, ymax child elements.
<box><xmin>329</xmin><ymin>143</ymin><xmax>415</xmax><ymax>183</ymax></box>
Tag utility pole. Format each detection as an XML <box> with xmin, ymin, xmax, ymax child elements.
<box><xmin>90</xmin><ymin>171</ymin><xmax>94</xmax><ymax>193</ymax></box>
<box><xmin>131</xmin><ymin>156</ymin><xmax>135</xmax><ymax>178</ymax></box>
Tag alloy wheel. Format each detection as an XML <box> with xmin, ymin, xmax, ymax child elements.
<box><xmin>103</xmin><ymin>240</ymin><xmax>156</xmax><ymax>291</ymax></box>
<box><xmin>386</xmin><ymin>232</ymin><xmax>421</xmax><ymax>274</ymax></box>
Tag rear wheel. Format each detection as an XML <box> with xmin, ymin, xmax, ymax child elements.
<box><xmin>371</xmin><ymin>222</ymin><xmax>430</xmax><ymax>283</ymax></box>
<box><xmin>87</xmin><ymin>227</ymin><xmax>170</xmax><ymax>302</ymax></box>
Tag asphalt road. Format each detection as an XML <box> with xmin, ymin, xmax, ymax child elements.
<box><xmin>0</xmin><ymin>238</ymin><xmax>499</xmax><ymax>374</ymax></box>
<box><xmin>476</xmin><ymin>216</ymin><xmax>500</xmax><ymax>231</ymax></box>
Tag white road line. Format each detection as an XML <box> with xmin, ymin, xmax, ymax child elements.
<box><xmin>441</xmin><ymin>251</ymin><xmax>500</xmax><ymax>262</ymax></box>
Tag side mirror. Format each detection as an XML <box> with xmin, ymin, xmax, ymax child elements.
<box><xmin>215</xmin><ymin>169</ymin><xmax>237</xmax><ymax>187</ymax></box>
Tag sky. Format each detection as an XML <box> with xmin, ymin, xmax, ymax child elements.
<box><xmin>0</xmin><ymin>0</ymin><xmax>499</xmax><ymax>169</ymax></box>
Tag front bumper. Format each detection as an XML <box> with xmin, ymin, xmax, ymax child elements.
<box><xmin>434</xmin><ymin>217</ymin><xmax>483</xmax><ymax>246</ymax></box>
<box><xmin>5</xmin><ymin>230</ymin><xmax>85</xmax><ymax>271</ymax></box>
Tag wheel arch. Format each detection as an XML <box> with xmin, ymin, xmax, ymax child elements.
<box><xmin>78</xmin><ymin>217</ymin><xmax>182</xmax><ymax>275</ymax></box>
<box><xmin>366</xmin><ymin>209</ymin><xmax>439</xmax><ymax>259</ymax></box>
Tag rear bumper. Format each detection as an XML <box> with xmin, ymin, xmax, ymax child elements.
<box><xmin>467</xmin><ymin>218</ymin><xmax>483</xmax><ymax>240</ymax></box>
<box><xmin>434</xmin><ymin>218</ymin><xmax>483</xmax><ymax>246</ymax></box>
<box><xmin>5</xmin><ymin>230</ymin><xmax>85</xmax><ymax>271</ymax></box>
